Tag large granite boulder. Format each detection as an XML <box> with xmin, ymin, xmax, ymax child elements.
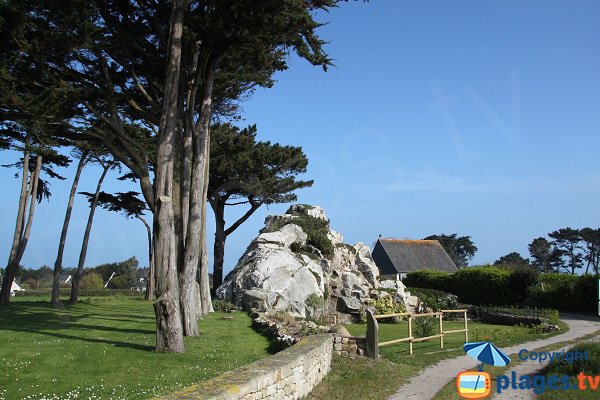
<box><xmin>216</xmin><ymin>204</ymin><xmax>409</xmax><ymax>319</ymax></box>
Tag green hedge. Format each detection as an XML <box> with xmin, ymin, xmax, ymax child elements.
<box><xmin>404</xmin><ymin>268</ymin><xmax>596</xmax><ymax>311</ymax></box>
<box><xmin>402</xmin><ymin>270</ymin><xmax>451</xmax><ymax>291</ymax></box>
<box><xmin>526</xmin><ymin>274</ymin><xmax>596</xmax><ymax>312</ymax></box>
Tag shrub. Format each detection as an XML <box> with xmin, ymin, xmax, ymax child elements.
<box><xmin>403</xmin><ymin>270</ymin><xmax>451</xmax><ymax>291</ymax></box>
<box><xmin>80</xmin><ymin>272</ymin><xmax>104</xmax><ymax>290</ymax></box>
<box><xmin>525</xmin><ymin>273</ymin><xmax>596</xmax><ymax>312</ymax></box>
<box><xmin>108</xmin><ymin>274</ymin><xmax>131</xmax><ymax>289</ymax></box>
<box><xmin>413</xmin><ymin>316</ymin><xmax>437</xmax><ymax>338</ymax></box>
<box><xmin>449</xmin><ymin>267</ymin><xmax>513</xmax><ymax>305</ymax></box>
<box><xmin>506</xmin><ymin>268</ymin><xmax>540</xmax><ymax>303</ymax></box>
<box><xmin>408</xmin><ymin>287</ymin><xmax>459</xmax><ymax>311</ymax></box>
<box><xmin>370</xmin><ymin>296</ymin><xmax>406</xmax><ymax>322</ymax></box>
<box><xmin>213</xmin><ymin>299</ymin><xmax>235</xmax><ymax>313</ymax></box>
<box><xmin>305</xmin><ymin>293</ymin><xmax>324</xmax><ymax>310</ymax></box>
<box><xmin>24</xmin><ymin>278</ymin><xmax>39</xmax><ymax>290</ymax></box>
<box><xmin>268</xmin><ymin>214</ymin><xmax>333</xmax><ymax>258</ymax></box>
<box><xmin>290</xmin><ymin>241</ymin><xmax>303</xmax><ymax>253</ymax></box>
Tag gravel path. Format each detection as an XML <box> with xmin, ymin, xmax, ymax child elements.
<box><xmin>387</xmin><ymin>314</ymin><xmax>600</xmax><ymax>400</ymax></box>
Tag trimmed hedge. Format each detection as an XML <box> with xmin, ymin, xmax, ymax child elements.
<box><xmin>404</xmin><ymin>268</ymin><xmax>596</xmax><ymax>312</ymax></box>
<box><xmin>526</xmin><ymin>274</ymin><xmax>596</xmax><ymax>312</ymax></box>
<box><xmin>402</xmin><ymin>270</ymin><xmax>451</xmax><ymax>291</ymax></box>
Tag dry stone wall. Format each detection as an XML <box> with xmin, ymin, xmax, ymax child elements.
<box><xmin>153</xmin><ymin>334</ymin><xmax>333</xmax><ymax>400</ymax></box>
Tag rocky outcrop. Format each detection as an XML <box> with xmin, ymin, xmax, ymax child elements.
<box><xmin>217</xmin><ymin>204</ymin><xmax>409</xmax><ymax>320</ymax></box>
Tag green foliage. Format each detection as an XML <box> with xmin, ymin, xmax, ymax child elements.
<box><xmin>87</xmin><ymin>191</ymin><xmax>148</xmax><ymax>219</ymax></box>
<box><xmin>209</xmin><ymin>124</ymin><xmax>312</xmax><ymax>207</ymax></box>
<box><xmin>450</xmin><ymin>267</ymin><xmax>513</xmax><ymax>305</ymax></box>
<box><xmin>23</xmin><ymin>278</ymin><xmax>39</xmax><ymax>290</ymax></box>
<box><xmin>305</xmin><ymin>293</ymin><xmax>325</xmax><ymax>311</ymax></box>
<box><xmin>109</xmin><ymin>275</ymin><xmax>131</xmax><ymax>290</ymax></box>
<box><xmin>294</xmin><ymin>217</ymin><xmax>334</xmax><ymax>258</ymax></box>
<box><xmin>529</xmin><ymin>237</ymin><xmax>562</xmax><ymax>273</ymax></box>
<box><xmin>403</xmin><ymin>270</ymin><xmax>451</xmax><ymax>291</ymax></box>
<box><xmin>290</xmin><ymin>241</ymin><xmax>303</xmax><ymax>253</ymax></box>
<box><xmin>525</xmin><ymin>274</ymin><xmax>596</xmax><ymax>312</ymax></box>
<box><xmin>493</xmin><ymin>252</ymin><xmax>530</xmax><ymax>268</ymax></box>
<box><xmin>80</xmin><ymin>272</ymin><xmax>104</xmax><ymax>290</ymax></box>
<box><xmin>269</xmin><ymin>213</ymin><xmax>334</xmax><ymax>258</ymax></box>
<box><xmin>406</xmin><ymin>266</ymin><xmax>550</xmax><ymax>307</ymax></box>
<box><xmin>413</xmin><ymin>316</ymin><xmax>437</xmax><ymax>338</ymax></box>
<box><xmin>423</xmin><ymin>233</ymin><xmax>477</xmax><ymax>268</ymax></box>
<box><xmin>370</xmin><ymin>296</ymin><xmax>406</xmax><ymax>322</ymax></box>
<box><xmin>549</xmin><ymin>227</ymin><xmax>583</xmax><ymax>274</ymax></box>
<box><xmin>212</xmin><ymin>299</ymin><xmax>235</xmax><ymax>313</ymax></box>
<box><xmin>407</xmin><ymin>287</ymin><xmax>459</xmax><ymax>311</ymax></box>
<box><xmin>91</xmin><ymin>257</ymin><xmax>138</xmax><ymax>289</ymax></box>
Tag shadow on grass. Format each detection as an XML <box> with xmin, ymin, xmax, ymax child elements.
<box><xmin>0</xmin><ymin>301</ymin><xmax>154</xmax><ymax>351</ymax></box>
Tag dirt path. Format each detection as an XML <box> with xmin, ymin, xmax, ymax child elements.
<box><xmin>387</xmin><ymin>314</ymin><xmax>600</xmax><ymax>400</ymax></box>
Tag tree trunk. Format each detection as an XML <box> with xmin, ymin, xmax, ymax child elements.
<box><xmin>199</xmin><ymin>137</ymin><xmax>213</xmax><ymax>315</ymax></box>
<box><xmin>1</xmin><ymin>147</ymin><xmax>30</xmax><ymax>305</ymax></box>
<box><xmin>136</xmin><ymin>215</ymin><xmax>154</xmax><ymax>301</ymax></box>
<box><xmin>152</xmin><ymin>0</ymin><xmax>187</xmax><ymax>353</ymax></box>
<box><xmin>8</xmin><ymin>146</ymin><xmax>30</xmax><ymax>267</ymax></box>
<box><xmin>212</xmin><ymin>201</ymin><xmax>226</xmax><ymax>289</ymax></box>
<box><xmin>69</xmin><ymin>163</ymin><xmax>110</xmax><ymax>305</ymax></box>
<box><xmin>51</xmin><ymin>151</ymin><xmax>89</xmax><ymax>305</ymax></box>
<box><xmin>210</xmin><ymin>197</ymin><xmax>261</xmax><ymax>290</ymax></box>
<box><xmin>1</xmin><ymin>152</ymin><xmax>41</xmax><ymax>305</ymax></box>
<box><xmin>179</xmin><ymin>59</ymin><xmax>217</xmax><ymax>334</ymax></box>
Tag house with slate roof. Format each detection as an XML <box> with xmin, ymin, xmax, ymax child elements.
<box><xmin>372</xmin><ymin>238</ymin><xmax>458</xmax><ymax>280</ymax></box>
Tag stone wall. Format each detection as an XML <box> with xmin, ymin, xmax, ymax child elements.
<box><xmin>332</xmin><ymin>335</ymin><xmax>366</xmax><ymax>357</ymax></box>
<box><xmin>153</xmin><ymin>334</ymin><xmax>333</xmax><ymax>400</ymax></box>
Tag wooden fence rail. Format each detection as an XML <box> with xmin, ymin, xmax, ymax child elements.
<box><xmin>365</xmin><ymin>308</ymin><xmax>469</xmax><ymax>360</ymax></box>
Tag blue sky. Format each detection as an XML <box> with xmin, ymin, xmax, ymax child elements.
<box><xmin>1</xmin><ymin>0</ymin><xmax>599</xmax><ymax>274</ymax></box>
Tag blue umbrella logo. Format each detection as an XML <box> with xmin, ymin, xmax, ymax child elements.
<box><xmin>463</xmin><ymin>341</ymin><xmax>511</xmax><ymax>370</ymax></box>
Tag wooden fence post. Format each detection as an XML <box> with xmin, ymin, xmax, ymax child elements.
<box><xmin>439</xmin><ymin>313</ymin><xmax>444</xmax><ymax>349</ymax></box>
<box><xmin>464</xmin><ymin>311</ymin><xmax>469</xmax><ymax>342</ymax></box>
<box><xmin>408</xmin><ymin>315</ymin><xmax>413</xmax><ymax>355</ymax></box>
<box><xmin>365</xmin><ymin>308</ymin><xmax>379</xmax><ymax>361</ymax></box>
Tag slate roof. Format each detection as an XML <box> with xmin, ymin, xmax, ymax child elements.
<box><xmin>372</xmin><ymin>239</ymin><xmax>458</xmax><ymax>275</ymax></box>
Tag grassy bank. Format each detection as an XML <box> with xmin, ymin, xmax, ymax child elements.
<box><xmin>0</xmin><ymin>297</ymin><xmax>271</xmax><ymax>400</ymax></box>
<box><xmin>308</xmin><ymin>321</ymin><xmax>567</xmax><ymax>400</ymax></box>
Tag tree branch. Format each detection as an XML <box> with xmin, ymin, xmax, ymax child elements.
<box><xmin>224</xmin><ymin>199</ymin><xmax>262</xmax><ymax>237</ymax></box>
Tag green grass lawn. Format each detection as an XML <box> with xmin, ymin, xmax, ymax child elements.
<box><xmin>0</xmin><ymin>296</ymin><xmax>271</xmax><ymax>400</ymax></box>
<box><xmin>308</xmin><ymin>321</ymin><xmax>568</xmax><ymax>400</ymax></box>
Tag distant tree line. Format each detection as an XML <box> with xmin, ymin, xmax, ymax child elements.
<box><xmin>494</xmin><ymin>227</ymin><xmax>600</xmax><ymax>275</ymax></box>
<box><xmin>1</xmin><ymin>257</ymin><xmax>146</xmax><ymax>290</ymax></box>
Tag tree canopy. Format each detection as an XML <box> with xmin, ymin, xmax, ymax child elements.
<box><xmin>423</xmin><ymin>233</ymin><xmax>477</xmax><ymax>269</ymax></box>
<box><xmin>493</xmin><ymin>252</ymin><xmax>530</xmax><ymax>269</ymax></box>
<box><xmin>208</xmin><ymin>123</ymin><xmax>313</xmax><ymax>287</ymax></box>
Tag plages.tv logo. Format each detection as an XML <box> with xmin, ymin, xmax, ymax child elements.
<box><xmin>456</xmin><ymin>371</ymin><xmax>491</xmax><ymax>399</ymax></box>
<box><xmin>456</xmin><ymin>339</ymin><xmax>511</xmax><ymax>399</ymax></box>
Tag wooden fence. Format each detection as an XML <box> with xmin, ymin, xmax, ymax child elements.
<box><xmin>365</xmin><ymin>308</ymin><xmax>469</xmax><ymax>360</ymax></box>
